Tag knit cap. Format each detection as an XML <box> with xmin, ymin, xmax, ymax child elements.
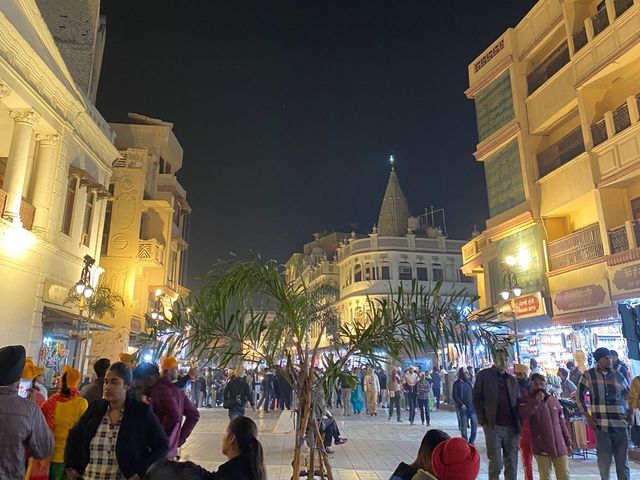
<box><xmin>431</xmin><ymin>437</ymin><xmax>480</xmax><ymax>480</ymax></box>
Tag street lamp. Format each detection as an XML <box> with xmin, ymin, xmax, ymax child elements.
<box><xmin>75</xmin><ymin>255</ymin><xmax>95</xmax><ymax>372</ymax></box>
<box><xmin>149</xmin><ymin>289</ymin><xmax>165</xmax><ymax>323</ymax></box>
<box><xmin>501</xmin><ymin>261</ymin><xmax>522</xmax><ymax>364</ymax></box>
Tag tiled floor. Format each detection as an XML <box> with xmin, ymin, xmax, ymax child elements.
<box><xmin>179</xmin><ymin>405</ymin><xmax>640</xmax><ymax>479</ymax></box>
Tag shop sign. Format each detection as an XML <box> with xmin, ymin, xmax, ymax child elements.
<box><xmin>553</xmin><ymin>284</ymin><xmax>608</xmax><ymax>313</ymax></box>
<box><xmin>513</xmin><ymin>292</ymin><xmax>545</xmax><ymax>319</ymax></box>
<box><xmin>611</xmin><ymin>262</ymin><xmax>640</xmax><ymax>294</ymax></box>
<box><xmin>46</xmin><ymin>283</ymin><xmax>69</xmax><ymax>305</ymax></box>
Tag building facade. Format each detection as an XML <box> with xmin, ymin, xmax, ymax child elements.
<box><xmin>0</xmin><ymin>1</ymin><xmax>118</xmax><ymax>380</ymax></box>
<box><xmin>288</xmin><ymin>166</ymin><xmax>476</xmax><ymax>368</ymax></box>
<box><xmin>461</xmin><ymin>0</ymin><xmax>640</xmax><ymax>372</ymax></box>
<box><xmin>91</xmin><ymin>113</ymin><xmax>191</xmax><ymax>361</ymax></box>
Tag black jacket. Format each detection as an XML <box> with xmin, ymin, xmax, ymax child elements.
<box><xmin>452</xmin><ymin>378</ymin><xmax>474</xmax><ymax>412</ymax></box>
<box><xmin>65</xmin><ymin>397</ymin><xmax>169</xmax><ymax>478</ymax></box>
<box><xmin>223</xmin><ymin>377</ymin><xmax>254</xmax><ymax>408</ymax></box>
<box><xmin>213</xmin><ymin>454</ymin><xmax>256</xmax><ymax>480</ymax></box>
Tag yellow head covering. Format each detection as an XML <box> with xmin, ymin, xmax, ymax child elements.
<box><xmin>63</xmin><ymin>365</ymin><xmax>81</xmax><ymax>389</ymax></box>
<box><xmin>21</xmin><ymin>358</ymin><xmax>44</xmax><ymax>381</ymax></box>
<box><xmin>161</xmin><ymin>356</ymin><xmax>178</xmax><ymax>371</ymax></box>
<box><xmin>514</xmin><ymin>364</ymin><xmax>530</xmax><ymax>376</ymax></box>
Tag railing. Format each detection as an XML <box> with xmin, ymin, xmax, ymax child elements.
<box><xmin>527</xmin><ymin>42</ymin><xmax>570</xmax><ymax>95</ymax></box>
<box><xmin>573</xmin><ymin>27</ymin><xmax>588</xmax><ymax>53</ymax></box>
<box><xmin>591</xmin><ymin>118</ymin><xmax>608</xmax><ymax>146</ymax></box>
<box><xmin>592</xmin><ymin>7</ymin><xmax>610</xmax><ymax>36</ymax></box>
<box><xmin>613</xmin><ymin>101</ymin><xmax>631</xmax><ymax>134</ymax></box>
<box><xmin>137</xmin><ymin>239</ymin><xmax>165</xmax><ymax>265</ymax></box>
<box><xmin>609</xmin><ymin>225</ymin><xmax>630</xmax><ymax>253</ymax></box>
<box><xmin>614</xmin><ymin>0</ymin><xmax>634</xmax><ymax>17</ymax></box>
<box><xmin>547</xmin><ymin>223</ymin><xmax>604</xmax><ymax>270</ymax></box>
<box><xmin>537</xmin><ymin>126</ymin><xmax>586</xmax><ymax>178</ymax></box>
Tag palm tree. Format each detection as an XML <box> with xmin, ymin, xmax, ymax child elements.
<box><xmin>155</xmin><ymin>255</ymin><xmax>503</xmax><ymax>479</ymax></box>
<box><xmin>65</xmin><ymin>283</ymin><xmax>124</xmax><ymax>320</ymax></box>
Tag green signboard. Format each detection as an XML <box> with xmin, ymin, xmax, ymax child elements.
<box><xmin>484</xmin><ymin>139</ymin><xmax>525</xmax><ymax>218</ymax></box>
<box><xmin>475</xmin><ymin>70</ymin><xmax>514</xmax><ymax>142</ymax></box>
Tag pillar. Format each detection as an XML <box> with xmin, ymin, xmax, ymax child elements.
<box><xmin>31</xmin><ymin>133</ymin><xmax>60</xmax><ymax>232</ymax></box>
<box><xmin>2</xmin><ymin>109</ymin><xmax>39</xmax><ymax>225</ymax></box>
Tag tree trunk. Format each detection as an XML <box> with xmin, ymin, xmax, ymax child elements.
<box><xmin>292</xmin><ymin>390</ymin><xmax>312</xmax><ymax>478</ymax></box>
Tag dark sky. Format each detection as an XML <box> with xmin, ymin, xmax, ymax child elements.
<box><xmin>97</xmin><ymin>1</ymin><xmax>535</xmax><ymax>286</ymax></box>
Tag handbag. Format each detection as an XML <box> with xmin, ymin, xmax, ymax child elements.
<box><xmin>223</xmin><ymin>394</ymin><xmax>243</xmax><ymax>409</ymax></box>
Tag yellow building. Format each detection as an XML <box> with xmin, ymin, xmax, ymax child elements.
<box><xmin>91</xmin><ymin>113</ymin><xmax>191</xmax><ymax>361</ymax></box>
<box><xmin>461</xmin><ymin>0</ymin><xmax>640</xmax><ymax>371</ymax></box>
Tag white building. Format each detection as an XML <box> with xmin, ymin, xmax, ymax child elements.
<box><xmin>0</xmin><ymin>1</ymin><xmax>118</xmax><ymax>374</ymax></box>
<box><xmin>287</xmin><ymin>164</ymin><xmax>477</xmax><ymax>360</ymax></box>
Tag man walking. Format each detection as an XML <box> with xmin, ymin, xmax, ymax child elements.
<box><xmin>473</xmin><ymin>350</ymin><xmax>520</xmax><ymax>480</ymax></box>
<box><xmin>404</xmin><ymin>366</ymin><xmax>419</xmax><ymax>425</ymax></box>
<box><xmin>133</xmin><ymin>362</ymin><xmax>200</xmax><ymax>460</ymax></box>
<box><xmin>431</xmin><ymin>366</ymin><xmax>442</xmax><ymax>411</ymax></box>
<box><xmin>577</xmin><ymin>347</ymin><xmax>630</xmax><ymax>480</ymax></box>
<box><xmin>339</xmin><ymin>367</ymin><xmax>353</xmax><ymax>416</ymax></box>
<box><xmin>376</xmin><ymin>367</ymin><xmax>388</xmax><ymax>408</ymax></box>
<box><xmin>388</xmin><ymin>367</ymin><xmax>403</xmax><ymax>422</ymax></box>
<box><xmin>453</xmin><ymin>367</ymin><xmax>477</xmax><ymax>444</ymax></box>
<box><xmin>80</xmin><ymin>357</ymin><xmax>110</xmax><ymax>403</ymax></box>
<box><xmin>363</xmin><ymin>366</ymin><xmax>380</xmax><ymax>416</ymax></box>
<box><xmin>223</xmin><ymin>367</ymin><xmax>255</xmax><ymax>419</ymax></box>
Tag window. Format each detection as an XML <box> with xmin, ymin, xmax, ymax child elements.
<box><xmin>159</xmin><ymin>156</ymin><xmax>171</xmax><ymax>174</ymax></box>
<box><xmin>380</xmin><ymin>265</ymin><xmax>390</xmax><ymax>280</ymax></box>
<box><xmin>399</xmin><ymin>263</ymin><xmax>412</xmax><ymax>280</ymax></box>
<box><xmin>101</xmin><ymin>199</ymin><xmax>113</xmax><ymax>255</ymax></box>
<box><xmin>354</xmin><ymin>264</ymin><xmax>362</xmax><ymax>282</ymax></box>
<box><xmin>364</xmin><ymin>263</ymin><xmax>376</xmax><ymax>281</ymax></box>
<box><xmin>432</xmin><ymin>263</ymin><xmax>444</xmax><ymax>282</ymax></box>
<box><xmin>416</xmin><ymin>263</ymin><xmax>428</xmax><ymax>281</ymax></box>
<box><xmin>631</xmin><ymin>197</ymin><xmax>640</xmax><ymax>221</ymax></box>
<box><xmin>81</xmin><ymin>191</ymin><xmax>95</xmax><ymax>247</ymax></box>
<box><xmin>61</xmin><ymin>177</ymin><xmax>78</xmax><ymax>235</ymax></box>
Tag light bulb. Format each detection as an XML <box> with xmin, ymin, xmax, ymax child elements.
<box><xmin>513</xmin><ymin>286</ymin><xmax>522</xmax><ymax>297</ymax></box>
<box><xmin>500</xmin><ymin>290</ymin><xmax>510</xmax><ymax>301</ymax></box>
<box><xmin>151</xmin><ymin>311</ymin><xmax>158</xmax><ymax>320</ymax></box>
<box><xmin>83</xmin><ymin>286</ymin><xmax>94</xmax><ymax>298</ymax></box>
<box><xmin>75</xmin><ymin>281</ymin><xmax>85</xmax><ymax>295</ymax></box>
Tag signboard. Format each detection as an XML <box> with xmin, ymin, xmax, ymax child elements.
<box><xmin>513</xmin><ymin>292</ymin><xmax>546</xmax><ymax>319</ymax></box>
<box><xmin>553</xmin><ymin>284</ymin><xmax>608</xmax><ymax>313</ymax></box>
<box><xmin>611</xmin><ymin>262</ymin><xmax>640</xmax><ymax>296</ymax></box>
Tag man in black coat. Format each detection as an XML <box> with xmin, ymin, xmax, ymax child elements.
<box><xmin>222</xmin><ymin>367</ymin><xmax>255</xmax><ymax>419</ymax></box>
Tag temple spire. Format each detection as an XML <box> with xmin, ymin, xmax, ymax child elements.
<box><xmin>377</xmin><ymin>158</ymin><xmax>411</xmax><ymax>236</ymax></box>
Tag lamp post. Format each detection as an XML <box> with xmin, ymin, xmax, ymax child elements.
<box><xmin>149</xmin><ymin>289</ymin><xmax>165</xmax><ymax>323</ymax></box>
<box><xmin>74</xmin><ymin>255</ymin><xmax>95</xmax><ymax>372</ymax></box>
<box><xmin>500</xmin><ymin>257</ymin><xmax>522</xmax><ymax>364</ymax></box>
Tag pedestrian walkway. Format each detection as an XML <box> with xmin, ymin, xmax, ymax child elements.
<box><xmin>179</xmin><ymin>406</ymin><xmax>640</xmax><ymax>479</ymax></box>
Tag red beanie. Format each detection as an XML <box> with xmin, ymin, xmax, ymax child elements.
<box><xmin>431</xmin><ymin>437</ymin><xmax>480</xmax><ymax>480</ymax></box>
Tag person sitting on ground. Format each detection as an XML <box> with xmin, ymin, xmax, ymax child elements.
<box><xmin>388</xmin><ymin>429</ymin><xmax>450</xmax><ymax>480</ymax></box>
<box><xmin>423</xmin><ymin>437</ymin><xmax>480</xmax><ymax>480</ymax></box>
<box><xmin>312</xmin><ymin>385</ymin><xmax>347</xmax><ymax>454</ymax></box>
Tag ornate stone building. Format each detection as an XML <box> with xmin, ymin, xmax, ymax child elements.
<box><xmin>91</xmin><ymin>113</ymin><xmax>191</xmax><ymax>361</ymax></box>
<box><xmin>0</xmin><ymin>1</ymin><xmax>118</xmax><ymax>378</ymax></box>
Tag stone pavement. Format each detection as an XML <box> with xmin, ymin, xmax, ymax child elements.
<box><xmin>179</xmin><ymin>406</ymin><xmax>640</xmax><ymax>479</ymax></box>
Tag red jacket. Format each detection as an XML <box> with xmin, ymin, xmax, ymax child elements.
<box><xmin>150</xmin><ymin>375</ymin><xmax>200</xmax><ymax>459</ymax></box>
<box><xmin>518</xmin><ymin>391</ymin><xmax>571</xmax><ymax>457</ymax></box>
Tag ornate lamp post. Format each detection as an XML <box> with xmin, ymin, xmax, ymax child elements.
<box><xmin>74</xmin><ymin>255</ymin><xmax>95</xmax><ymax>371</ymax></box>
<box><xmin>500</xmin><ymin>256</ymin><xmax>522</xmax><ymax>364</ymax></box>
<box><xmin>149</xmin><ymin>289</ymin><xmax>165</xmax><ymax>323</ymax></box>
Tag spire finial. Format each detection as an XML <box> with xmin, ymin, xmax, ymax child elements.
<box><xmin>389</xmin><ymin>154</ymin><xmax>395</xmax><ymax>171</ymax></box>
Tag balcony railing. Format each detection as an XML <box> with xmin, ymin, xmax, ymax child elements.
<box><xmin>591</xmin><ymin>118</ymin><xmax>608</xmax><ymax>146</ymax></box>
<box><xmin>527</xmin><ymin>42</ymin><xmax>570</xmax><ymax>95</ymax></box>
<box><xmin>614</xmin><ymin>0</ymin><xmax>634</xmax><ymax>17</ymax></box>
<box><xmin>573</xmin><ymin>27</ymin><xmax>588</xmax><ymax>53</ymax></box>
<box><xmin>548</xmin><ymin>223</ymin><xmax>604</xmax><ymax>270</ymax></box>
<box><xmin>592</xmin><ymin>7</ymin><xmax>610</xmax><ymax>36</ymax></box>
<box><xmin>609</xmin><ymin>224</ymin><xmax>630</xmax><ymax>253</ymax></box>
<box><xmin>138</xmin><ymin>239</ymin><xmax>165</xmax><ymax>265</ymax></box>
<box><xmin>613</xmin><ymin>101</ymin><xmax>631</xmax><ymax>134</ymax></box>
<box><xmin>537</xmin><ymin>126</ymin><xmax>586</xmax><ymax>178</ymax></box>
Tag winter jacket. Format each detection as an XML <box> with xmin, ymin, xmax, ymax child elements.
<box><xmin>363</xmin><ymin>373</ymin><xmax>380</xmax><ymax>394</ymax></box>
<box><xmin>518</xmin><ymin>391</ymin><xmax>572</xmax><ymax>457</ymax></box>
<box><xmin>452</xmin><ymin>378</ymin><xmax>474</xmax><ymax>412</ymax></box>
<box><xmin>223</xmin><ymin>376</ymin><xmax>255</xmax><ymax>408</ymax></box>
<box><xmin>0</xmin><ymin>385</ymin><xmax>55</xmax><ymax>480</ymax></box>
<box><xmin>416</xmin><ymin>379</ymin><xmax>431</xmax><ymax>400</ymax></box>
<box><xmin>377</xmin><ymin>370</ymin><xmax>387</xmax><ymax>389</ymax></box>
<box><xmin>150</xmin><ymin>375</ymin><xmax>200</xmax><ymax>459</ymax></box>
<box><xmin>65</xmin><ymin>396</ymin><xmax>169</xmax><ymax>478</ymax></box>
<box><xmin>41</xmin><ymin>391</ymin><xmax>88</xmax><ymax>462</ymax></box>
<box><xmin>472</xmin><ymin>366</ymin><xmax>520</xmax><ymax>430</ymax></box>
<box><xmin>213</xmin><ymin>453</ymin><xmax>257</xmax><ymax>480</ymax></box>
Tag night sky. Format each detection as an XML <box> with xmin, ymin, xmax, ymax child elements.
<box><xmin>97</xmin><ymin>1</ymin><xmax>535</xmax><ymax>286</ymax></box>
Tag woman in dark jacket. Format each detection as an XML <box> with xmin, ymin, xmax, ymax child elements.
<box><xmin>216</xmin><ymin>416</ymin><xmax>265</xmax><ymax>480</ymax></box>
<box><xmin>64</xmin><ymin>362</ymin><xmax>168</xmax><ymax>480</ymax></box>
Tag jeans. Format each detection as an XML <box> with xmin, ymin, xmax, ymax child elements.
<box><xmin>322</xmin><ymin>418</ymin><xmax>341</xmax><ymax>448</ymax></box>
<box><xmin>457</xmin><ymin>407</ymin><xmax>477</xmax><ymax>444</ymax></box>
<box><xmin>594</xmin><ymin>428</ymin><xmax>630</xmax><ymax>480</ymax></box>
<box><xmin>418</xmin><ymin>398</ymin><xmax>430</xmax><ymax>424</ymax></box>
<box><xmin>535</xmin><ymin>455</ymin><xmax>570</xmax><ymax>480</ymax></box>
<box><xmin>483</xmin><ymin>424</ymin><xmax>519</xmax><ymax>480</ymax></box>
<box><xmin>228</xmin><ymin>405</ymin><xmax>245</xmax><ymax>420</ymax></box>
<box><xmin>407</xmin><ymin>392</ymin><xmax>417</xmax><ymax>423</ymax></box>
<box><xmin>388</xmin><ymin>392</ymin><xmax>401</xmax><ymax>420</ymax></box>
<box><xmin>433</xmin><ymin>387</ymin><xmax>441</xmax><ymax>409</ymax></box>
<box><xmin>341</xmin><ymin>388</ymin><xmax>352</xmax><ymax>415</ymax></box>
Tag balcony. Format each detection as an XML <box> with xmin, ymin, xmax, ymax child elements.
<box><xmin>591</xmin><ymin>118</ymin><xmax>608</xmax><ymax>146</ymax></box>
<box><xmin>547</xmin><ymin>223</ymin><xmax>605</xmax><ymax>271</ymax></box>
<box><xmin>536</xmin><ymin>126</ymin><xmax>586</xmax><ymax>178</ymax></box>
<box><xmin>592</xmin><ymin>6</ymin><xmax>610</xmax><ymax>37</ymax></box>
<box><xmin>137</xmin><ymin>239</ymin><xmax>165</xmax><ymax>265</ymax></box>
<box><xmin>527</xmin><ymin>42</ymin><xmax>570</xmax><ymax>96</ymax></box>
<box><xmin>614</xmin><ymin>0</ymin><xmax>634</xmax><ymax>17</ymax></box>
<box><xmin>0</xmin><ymin>188</ymin><xmax>36</xmax><ymax>231</ymax></box>
<box><xmin>573</xmin><ymin>27</ymin><xmax>588</xmax><ymax>53</ymax></box>
<box><xmin>613</xmin><ymin>101</ymin><xmax>632</xmax><ymax>134</ymax></box>
<box><xmin>607</xmin><ymin>220</ymin><xmax>640</xmax><ymax>256</ymax></box>
<box><xmin>158</xmin><ymin>174</ymin><xmax>187</xmax><ymax>200</ymax></box>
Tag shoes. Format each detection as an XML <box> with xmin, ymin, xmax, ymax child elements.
<box><xmin>427</xmin><ymin>422</ymin><xmax>431</xmax><ymax>426</ymax></box>
<box><xmin>410</xmin><ymin>421</ymin><xmax>414</xmax><ymax>426</ymax></box>
<box><xmin>421</xmin><ymin>422</ymin><xmax>425</xmax><ymax>425</ymax></box>
<box><xmin>397</xmin><ymin>419</ymin><xmax>403</xmax><ymax>422</ymax></box>
<box><xmin>388</xmin><ymin>417</ymin><xmax>392</xmax><ymax>421</ymax></box>
<box><xmin>325</xmin><ymin>448</ymin><xmax>334</xmax><ymax>454</ymax></box>
<box><xmin>335</xmin><ymin>438</ymin><xmax>348</xmax><ymax>445</ymax></box>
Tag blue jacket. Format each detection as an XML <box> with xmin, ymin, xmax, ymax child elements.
<box><xmin>452</xmin><ymin>378</ymin><xmax>474</xmax><ymax>412</ymax></box>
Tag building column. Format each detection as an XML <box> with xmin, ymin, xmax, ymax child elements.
<box><xmin>2</xmin><ymin>109</ymin><xmax>39</xmax><ymax>225</ymax></box>
<box><xmin>31</xmin><ymin>133</ymin><xmax>60</xmax><ymax>232</ymax></box>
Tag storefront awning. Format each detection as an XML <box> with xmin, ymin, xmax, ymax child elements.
<box><xmin>552</xmin><ymin>306</ymin><xmax>619</xmax><ymax>326</ymax></box>
<box><xmin>42</xmin><ymin>306</ymin><xmax>112</xmax><ymax>333</ymax></box>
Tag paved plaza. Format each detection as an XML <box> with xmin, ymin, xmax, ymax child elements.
<box><xmin>179</xmin><ymin>406</ymin><xmax>640</xmax><ymax>479</ymax></box>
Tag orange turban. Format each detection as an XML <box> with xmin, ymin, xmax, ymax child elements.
<box><xmin>514</xmin><ymin>364</ymin><xmax>530</xmax><ymax>376</ymax></box>
<box><xmin>22</xmin><ymin>358</ymin><xmax>44</xmax><ymax>381</ymax></box>
<box><xmin>63</xmin><ymin>365</ymin><xmax>81</xmax><ymax>389</ymax></box>
<box><xmin>161</xmin><ymin>356</ymin><xmax>178</xmax><ymax>371</ymax></box>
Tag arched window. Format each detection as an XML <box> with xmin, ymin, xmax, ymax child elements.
<box><xmin>399</xmin><ymin>262</ymin><xmax>412</xmax><ymax>280</ymax></box>
<box><xmin>432</xmin><ymin>263</ymin><xmax>444</xmax><ymax>282</ymax></box>
<box><xmin>416</xmin><ymin>263</ymin><xmax>428</xmax><ymax>281</ymax></box>
<box><xmin>354</xmin><ymin>264</ymin><xmax>362</xmax><ymax>282</ymax></box>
